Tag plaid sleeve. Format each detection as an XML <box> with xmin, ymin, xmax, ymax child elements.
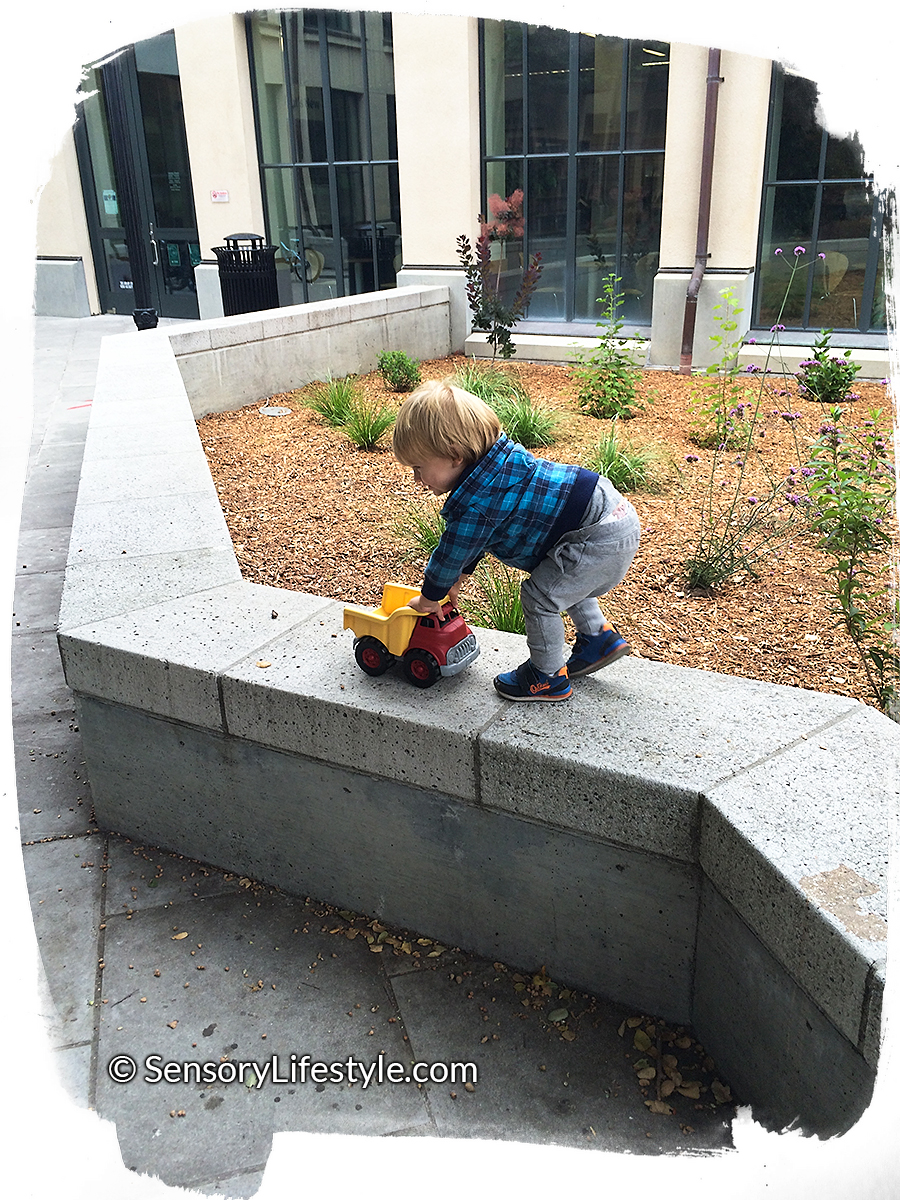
<box><xmin>420</xmin><ymin>508</ymin><xmax>496</xmax><ymax>600</ymax></box>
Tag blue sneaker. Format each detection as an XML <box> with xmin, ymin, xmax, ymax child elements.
<box><xmin>493</xmin><ymin>660</ymin><xmax>572</xmax><ymax>702</ymax></box>
<box><xmin>566</xmin><ymin>627</ymin><xmax>630</xmax><ymax>678</ymax></box>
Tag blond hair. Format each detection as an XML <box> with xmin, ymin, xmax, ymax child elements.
<box><xmin>392</xmin><ymin>379</ymin><xmax>501</xmax><ymax>466</ymax></box>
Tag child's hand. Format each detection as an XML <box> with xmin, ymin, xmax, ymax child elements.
<box><xmin>407</xmin><ymin>594</ymin><xmax>446</xmax><ymax>617</ymax></box>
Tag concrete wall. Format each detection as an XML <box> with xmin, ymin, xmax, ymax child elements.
<box><xmin>651</xmin><ymin>45</ymin><xmax>772</xmax><ymax>369</ymax></box>
<box><xmin>34</xmin><ymin>128</ymin><xmax>100</xmax><ymax>314</ymax></box>
<box><xmin>55</xmin><ymin>296</ymin><xmax>893</xmax><ymax>1138</ymax></box>
<box><xmin>169</xmin><ymin>285</ymin><xmax>452</xmax><ymax>417</ymax></box>
<box><xmin>175</xmin><ymin>15</ymin><xmax>267</xmax><ymax>260</ymax></box>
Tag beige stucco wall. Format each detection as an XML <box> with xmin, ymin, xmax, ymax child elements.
<box><xmin>175</xmin><ymin>14</ymin><xmax>265</xmax><ymax>259</ymax></box>
<box><xmin>35</xmin><ymin>127</ymin><xmax>100</xmax><ymax>313</ymax></box>
<box><xmin>392</xmin><ymin>13</ymin><xmax>481</xmax><ymax>267</ymax></box>
<box><xmin>659</xmin><ymin>43</ymin><xmax>771</xmax><ymax>270</ymax></box>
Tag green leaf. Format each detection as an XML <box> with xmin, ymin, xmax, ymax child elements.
<box><xmin>548</xmin><ymin>1008</ymin><xmax>569</xmax><ymax>1023</ymax></box>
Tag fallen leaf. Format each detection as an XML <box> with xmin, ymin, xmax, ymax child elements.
<box><xmin>633</xmin><ymin>1029</ymin><xmax>652</xmax><ymax>1051</ymax></box>
<box><xmin>172</xmin><ymin>932</ymin><xmax>188</xmax><ymax>941</ymax></box>
<box><xmin>712</xmin><ymin>1079</ymin><xmax>732</xmax><ymax>1104</ymax></box>
<box><xmin>636</xmin><ymin>1067</ymin><xmax>656</xmax><ymax>1081</ymax></box>
<box><xmin>659</xmin><ymin>1079</ymin><xmax>676</xmax><ymax>1098</ymax></box>
<box><xmin>645</xmin><ymin>1099</ymin><xmax>673</xmax><ymax>1115</ymax></box>
<box><xmin>548</xmin><ymin>1008</ymin><xmax>569</xmax><ymax>1023</ymax></box>
<box><xmin>167</xmin><ymin>1021</ymin><xmax>178</xmax><ymax>1029</ymax></box>
<box><xmin>256</xmin><ymin>661</ymin><xmax>271</xmax><ymax>669</ymax></box>
<box><xmin>560</xmin><ymin>1030</ymin><xmax>577</xmax><ymax>1041</ymax></box>
<box><xmin>677</xmin><ymin>1082</ymin><xmax>701</xmax><ymax>1099</ymax></box>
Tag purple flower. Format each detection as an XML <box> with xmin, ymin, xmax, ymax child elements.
<box><xmin>685</xmin><ymin>454</ymin><xmax>699</xmax><ymax>463</ymax></box>
<box><xmin>748</xmin><ymin>337</ymin><xmax>757</xmax><ymax>344</ymax></box>
<box><xmin>774</xmin><ymin>248</ymin><xmax>783</xmax><ymax>255</ymax></box>
<box><xmin>818</xmin><ymin>253</ymin><xmax>826</xmax><ymax>260</ymax></box>
<box><xmin>770</xmin><ymin>324</ymin><xmax>785</xmax><ymax>332</ymax></box>
<box><xmin>747</xmin><ymin>496</ymin><xmax>759</xmax><ymax>505</ymax></box>
<box><xmin>745</xmin><ymin>364</ymin><xmax>760</xmax><ymax>373</ymax></box>
<box><xmin>794</xmin><ymin>246</ymin><xmax>806</xmax><ymax>255</ymax></box>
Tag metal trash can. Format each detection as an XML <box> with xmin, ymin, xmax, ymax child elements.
<box><xmin>212</xmin><ymin>233</ymin><xmax>279</xmax><ymax>316</ymax></box>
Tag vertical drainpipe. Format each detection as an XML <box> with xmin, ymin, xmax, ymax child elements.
<box><xmin>679</xmin><ymin>48</ymin><xmax>723</xmax><ymax>374</ymax></box>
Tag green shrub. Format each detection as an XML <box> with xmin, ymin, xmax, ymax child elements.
<box><xmin>452</xmin><ymin>360</ymin><xmax>527</xmax><ymax>405</ymax></box>
<box><xmin>391</xmin><ymin>500</ymin><xmax>445</xmax><ymax>561</ymax></box>
<box><xmin>687</xmin><ymin>289</ymin><xmax>750</xmax><ymax>451</ymax></box>
<box><xmin>796</xmin><ymin>330</ymin><xmax>862</xmax><ymax>406</ymax></box>
<box><xmin>304</xmin><ymin>375</ymin><xmax>360</xmax><ymax>426</ymax></box>
<box><xmin>451</xmin><ymin>362</ymin><xmax>556</xmax><ymax>448</ymax></box>
<box><xmin>493</xmin><ymin>394</ymin><xmax>558</xmax><ymax>448</ymax></box>
<box><xmin>583</xmin><ymin>425</ymin><xmax>664</xmax><ymax>492</ymax></box>
<box><xmin>342</xmin><ymin>397</ymin><xmax>396</xmax><ymax>450</ymax></box>
<box><xmin>464</xmin><ymin>562</ymin><xmax>526</xmax><ymax>635</ymax></box>
<box><xmin>571</xmin><ymin>275</ymin><xmax>644</xmax><ymax>420</ymax></box>
<box><xmin>378</xmin><ymin>350</ymin><xmax>421</xmax><ymax>392</ymax></box>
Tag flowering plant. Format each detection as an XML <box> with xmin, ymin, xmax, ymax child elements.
<box><xmin>457</xmin><ymin>189</ymin><xmax>542</xmax><ymax>359</ymax></box>
<box><xmin>480</xmin><ymin>190</ymin><xmax>525</xmax><ymax>242</ymax></box>
<box><xmin>805</xmin><ymin>403</ymin><xmax>897</xmax><ymax>713</ymax></box>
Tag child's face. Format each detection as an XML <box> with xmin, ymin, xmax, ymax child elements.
<box><xmin>409</xmin><ymin>454</ymin><xmax>466</xmax><ymax>496</ymax></box>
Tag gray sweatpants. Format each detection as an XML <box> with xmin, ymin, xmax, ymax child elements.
<box><xmin>520</xmin><ymin>479</ymin><xmax>641</xmax><ymax>675</ymax></box>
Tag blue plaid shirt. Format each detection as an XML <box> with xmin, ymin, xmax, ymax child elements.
<box><xmin>421</xmin><ymin>434</ymin><xmax>599</xmax><ymax>600</ymax></box>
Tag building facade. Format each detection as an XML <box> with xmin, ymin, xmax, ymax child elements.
<box><xmin>34</xmin><ymin>10</ymin><xmax>890</xmax><ymax>369</ymax></box>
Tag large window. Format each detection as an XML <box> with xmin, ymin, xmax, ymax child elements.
<box><xmin>482</xmin><ymin>23</ymin><xmax>668</xmax><ymax>326</ymax></box>
<box><xmin>754</xmin><ymin>66</ymin><xmax>889</xmax><ymax>334</ymax></box>
<box><xmin>247</xmin><ymin>10</ymin><xmax>400</xmax><ymax>303</ymax></box>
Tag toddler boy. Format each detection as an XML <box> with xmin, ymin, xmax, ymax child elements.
<box><xmin>392</xmin><ymin>379</ymin><xmax>640</xmax><ymax>701</ymax></box>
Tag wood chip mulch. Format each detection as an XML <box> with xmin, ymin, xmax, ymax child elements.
<box><xmin>197</xmin><ymin>354</ymin><xmax>896</xmax><ymax>711</ymax></box>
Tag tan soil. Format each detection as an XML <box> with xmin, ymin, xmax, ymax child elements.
<box><xmin>197</xmin><ymin>354</ymin><xmax>896</xmax><ymax>709</ymax></box>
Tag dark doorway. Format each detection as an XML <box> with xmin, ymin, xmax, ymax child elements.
<box><xmin>74</xmin><ymin>32</ymin><xmax>200</xmax><ymax>319</ymax></box>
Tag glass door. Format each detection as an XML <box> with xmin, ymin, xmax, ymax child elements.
<box><xmin>75</xmin><ymin>32</ymin><xmax>200</xmax><ymax>319</ymax></box>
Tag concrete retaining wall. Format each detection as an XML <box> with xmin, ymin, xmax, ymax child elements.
<box><xmin>57</xmin><ymin>290</ymin><xmax>894</xmax><ymax>1138</ymax></box>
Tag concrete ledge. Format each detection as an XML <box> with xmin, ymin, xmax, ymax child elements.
<box><xmin>57</xmin><ymin>297</ymin><xmax>894</xmax><ymax>1137</ymax></box>
<box><xmin>34</xmin><ymin>257</ymin><xmax>91</xmax><ymax>318</ymax></box>
<box><xmin>736</xmin><ymin>342</ymin><xmax>891</xmax><ymax>381</ymax></box>
<box><xmin>169</xmin><ymin>285</ymin><xmax>452</xmax><ymax>417</ymax></box>
<box><xmin>464</xmin><ymin>330</ymin><xmax>649</xmax><ymax>367</ymax></box>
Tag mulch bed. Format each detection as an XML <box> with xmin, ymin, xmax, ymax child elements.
<box><xmin>197</xmin><ymin>354</ymin><xmax>896</xmax><ymax>710</ymax></box>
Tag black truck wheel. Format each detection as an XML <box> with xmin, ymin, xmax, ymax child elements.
<box><xmin>402</xmin><ymin>648</ymin><xmax>441</xmax><ymax>688</ymax></box>
<box><xmin>354</xmin><ymin>636</ymin><xmax>395</xmax><ymax>676</ymax></box>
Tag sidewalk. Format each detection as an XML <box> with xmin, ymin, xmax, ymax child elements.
<box><xmin>13</xmin><ymin>315</ymin><xmax>734</xmax><ymax>1196</ymax></box>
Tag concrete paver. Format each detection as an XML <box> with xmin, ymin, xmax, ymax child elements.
<box><xmin>13</xmin><ymin>315</ymin><xmax>737</xmax><ymax>1196</ymax></box>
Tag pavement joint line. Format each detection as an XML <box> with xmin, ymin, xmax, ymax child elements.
<box><xmin>87</xmin><ymin>832</ymin><xmax>111</xmax><ymax>1112</ymax></box>
<box><xmin>700</xmin><ymin>703</ymin><xmax>867</xmax><ymax>792</ymax></box>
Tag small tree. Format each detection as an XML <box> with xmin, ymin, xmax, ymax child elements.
<box><xmin>457</xmin><ymin>190</ymin><xmax>542</xmax><ymax>359</ymax></box>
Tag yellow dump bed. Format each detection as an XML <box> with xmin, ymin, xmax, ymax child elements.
<box><xmin>342</xmin><ymin>582</ymin><xmax>422</xmax><ymax>658</ymax></box>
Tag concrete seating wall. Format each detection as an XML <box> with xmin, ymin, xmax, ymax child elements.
<box><xmin>57</xmin><ymin>288</ymin><xmax>895</xmax><ymax>1139</ymax></box>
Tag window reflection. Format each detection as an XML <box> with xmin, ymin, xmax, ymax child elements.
<box><xmin>249</xmin><ymin>9</ymin><xmax>400</xmax><ymax>303</ymax></box>
<box><xmin>756</xmin><ymin>66</ymin><xmax>885</xmax><ymax>332</ymax></box>
<box><xmin>483</xmin><ymin>22</ymin><xmax>668</xmax><ymax>326</ymax></box>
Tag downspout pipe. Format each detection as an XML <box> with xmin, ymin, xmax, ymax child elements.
<box><xmin>679</xmin><ymin>48</ymin><xmax>723</xmax><ymax>374</ymax></box>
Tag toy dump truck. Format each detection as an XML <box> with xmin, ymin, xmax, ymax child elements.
<box><xmin>343</xmin><ymin>582</ymin><xmax>480</xmax><ymax>688</ymax></box>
